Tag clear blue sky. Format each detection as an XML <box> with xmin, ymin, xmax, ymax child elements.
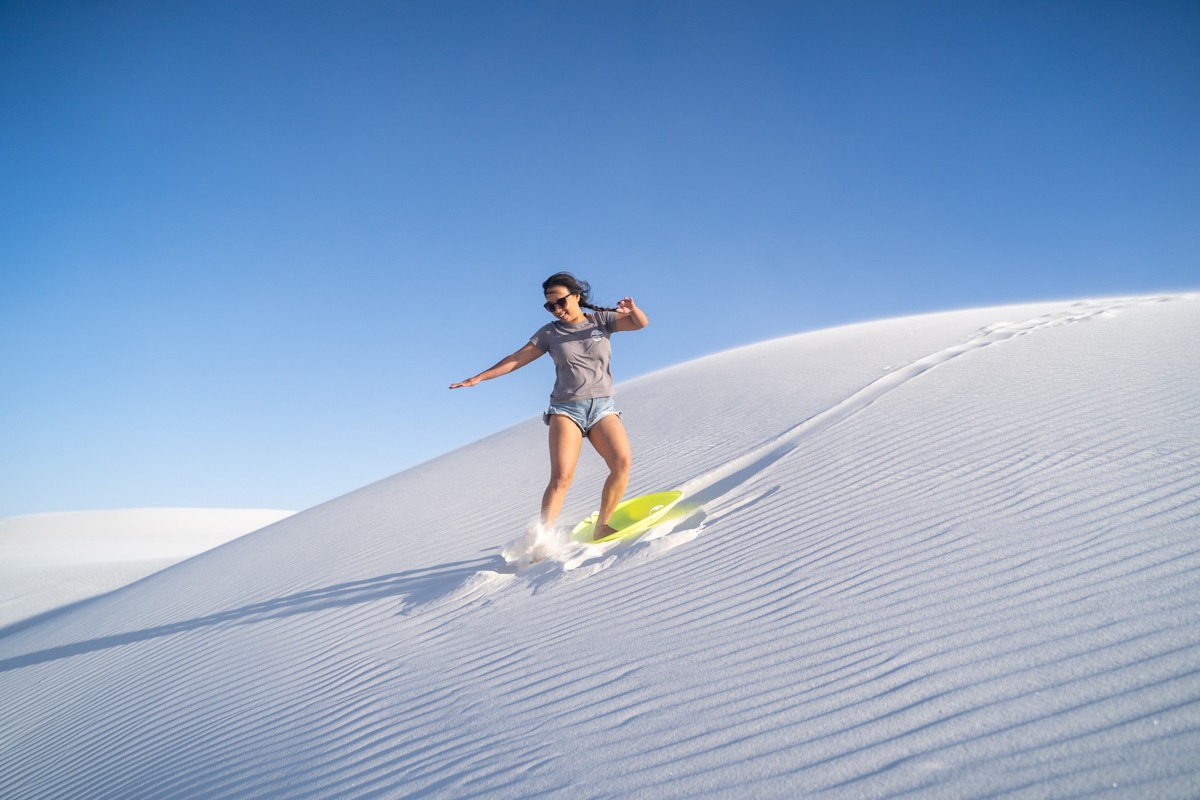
<box><xmin>2</xmin><ymin>0</ymin><xmax>1197</xmax><ymax>517</ymax></box>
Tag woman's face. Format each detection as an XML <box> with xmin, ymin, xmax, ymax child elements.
<box><xmin>543</xmin><ymin>286</ymin><xmax>580</xmax><ymax>320</ymax></box>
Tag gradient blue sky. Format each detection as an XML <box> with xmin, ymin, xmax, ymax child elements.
<box><xmin>2</xmin><ymin>0</ymin><xmax>1197</xmax><ymax>517</ymax></box>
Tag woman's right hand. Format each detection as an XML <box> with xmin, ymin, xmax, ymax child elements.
<box><xmin>450</xmin><ymin>343</ymin><xmax>544</xmax><ymax>389</ymax></box>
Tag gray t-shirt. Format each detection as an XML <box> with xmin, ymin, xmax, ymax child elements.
<box><xmin>529</xmin><ymin>311</ymin><xmax>620</xmax><ymax>403</ymax></box>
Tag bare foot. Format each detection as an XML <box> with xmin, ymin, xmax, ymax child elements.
<box><xmin>593</xmin><ymin>523</ymin><xmax>618</xmax><ymax>541</ymax></box>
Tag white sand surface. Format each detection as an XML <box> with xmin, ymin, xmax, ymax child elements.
<box><xmin>0</xmin><ymin>508</ymin><xmax>294</xmax><ymax>630</ymax></box>
<box><xmin>1</xmin><ymin>296</ymin><xmax>1197</xmax><ymax>798</ymax></box>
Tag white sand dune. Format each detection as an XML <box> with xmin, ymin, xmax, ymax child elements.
<box><xmin>1</xmin><ymin>296</ymin><xmax>1197</xmax><ymax>798</ymax></box>
<box><xmin>0</xmin><ymin>508</ymin><xmax>296</xmax><ymax>630</ymax></box>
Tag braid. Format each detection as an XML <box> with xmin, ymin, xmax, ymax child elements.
<box><xmin>543</xmin><ymin>271</ymin><xmax>618</xmax><ymax>312</ymax></box>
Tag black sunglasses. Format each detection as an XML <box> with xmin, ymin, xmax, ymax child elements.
<box><xmin>543</xmin><ymin>294</ymin><xmax>577</xmax><ymax>312</ymax></box>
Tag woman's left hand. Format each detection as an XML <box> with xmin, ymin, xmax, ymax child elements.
<box><xmin>614</xmin><ymin>296</ymin><xmax>648</xmax><ymax>331</ymax></box>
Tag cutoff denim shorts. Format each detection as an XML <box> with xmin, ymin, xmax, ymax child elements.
<box><xmin>543</xmin><ymin>396</ymin><xmax>621</xmax><ymax>435</ymax></box>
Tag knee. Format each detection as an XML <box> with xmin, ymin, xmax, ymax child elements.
<box><xmin>547</xmin><ymin>471</ymin><xmax>574</xmax><ymax>493</ymax></box>
<box><xmin>610</xmin><ymin>453</ymin><xmax>632</xmax><ymax>477</ymax></box>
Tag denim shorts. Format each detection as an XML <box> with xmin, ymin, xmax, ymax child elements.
<box><xmin>543</xmin><ymin>396</ymin><xmax>621</xmax><ymax>435</ymax></box>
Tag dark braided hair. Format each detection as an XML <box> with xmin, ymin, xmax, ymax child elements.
<box><xmin>542</xmin><ymin>272</ymin><xmax>618</xmax><ymax>312</ymax></box>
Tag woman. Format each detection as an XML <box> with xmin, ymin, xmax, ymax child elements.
<box><xmin>450</xmin><ymin>273</ymin><xmax>649</xmax><ymax>540</ymax></box>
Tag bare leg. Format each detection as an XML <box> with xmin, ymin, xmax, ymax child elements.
<box><xmin>586</xmin><ymin>414</ymin><xmax>632</xmax><ymax>539</ymax></box>
<box><xmin>541</xmin><ymin>414</ymin><xmax>584</xmax><ymax>528</ymax></box>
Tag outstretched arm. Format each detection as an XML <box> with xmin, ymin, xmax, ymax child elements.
<box><xmin>613</xmin><ymin>296</ymin><xmax>648</xmax><ymax>331</ymax></box>
<box><xmin>450</xmin><ymin>342</ymin><xmax>544</xmax><ymax>389</ymax></box>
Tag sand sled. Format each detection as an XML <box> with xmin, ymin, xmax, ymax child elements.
<box><xmin>571</xmin><ymin>490</ymin><xmax>684</xmax><ymax>543</ymax></box>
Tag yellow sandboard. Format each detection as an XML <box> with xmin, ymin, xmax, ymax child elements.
<box><xmin>571</xmin><ymin>491</ymin><xmax>685</xmax><ymax>544</ymax></box>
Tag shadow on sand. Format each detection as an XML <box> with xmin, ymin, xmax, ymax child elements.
<box><xmin>0</xmin><ymin>556</ymin><xmax>503</xmax><ymax>673</ymax></box>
